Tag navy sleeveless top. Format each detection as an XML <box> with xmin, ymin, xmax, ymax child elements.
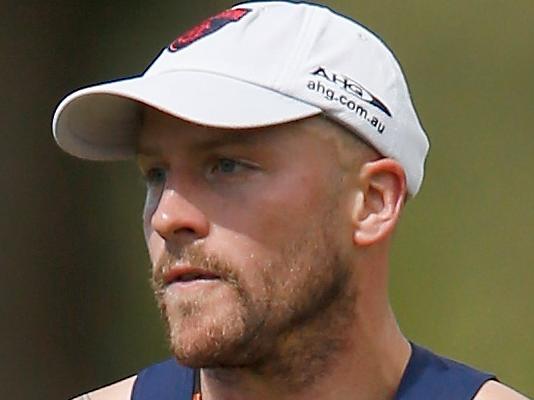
<box><xmin>131</xmin><ymin>342</ymin><xmax>496</xmax><ymax>400</ymax></box>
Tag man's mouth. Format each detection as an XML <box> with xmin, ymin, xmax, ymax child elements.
<box><xmin>163</xmin><ymin>267</ymin><xmax>221</xmax><ymax>286</ymax></box>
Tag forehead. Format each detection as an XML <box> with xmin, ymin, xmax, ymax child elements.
<box><xmin>135</xmin><ymin>107</ymin><xmax>338</xmax><ymax>156</ymax></box>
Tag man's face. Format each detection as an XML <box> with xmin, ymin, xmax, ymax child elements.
<box><xmin>137</xmin><ymin>108</ymin><xmax>358</xmax><ymax>369</ymax></box>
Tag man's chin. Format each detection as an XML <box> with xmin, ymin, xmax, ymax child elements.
<box><xmin>164</xmin><ymin>313</ymin><xmax>250</xmax><ymax>366</ymax></box>
<box><xmin>169</xmin><ymin>335</ymin><xmax>253</xmax><ymax>369</ymax></box>
<box><xmin>158</xmin><ymin>281</ymin><xmax>270</xmax><ymax>368</ymax></box>
<box><xmin>173</xmin><ymin>350</ymin><xmax>234</xmax><ymax>369</ymax></box>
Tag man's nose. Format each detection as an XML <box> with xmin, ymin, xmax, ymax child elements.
<box><xmin>150</xmin><ymin>189</ymin><xmax>210</xmax><ymax>243</ymax></box>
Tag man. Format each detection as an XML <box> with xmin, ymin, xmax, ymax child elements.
<box><xmin>52</xmin><ymin>1</ymin><xmax>529</xmax><ymax>399</ymax></box>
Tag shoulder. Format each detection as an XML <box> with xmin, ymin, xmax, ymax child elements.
<box><xmin>70</xmin><ymin>375</ymin><xmax>136</xmax><ymax>400</ymax></box>
<box><xmin>474</xmin><ymin>380</ymin><xmax>531</xmax><ymax>400</ymax></box>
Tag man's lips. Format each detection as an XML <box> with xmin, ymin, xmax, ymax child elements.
<box><xmin>162</xmin><ymin>266</ymin><xmax>221</xmax><ymax>286</ymax></box>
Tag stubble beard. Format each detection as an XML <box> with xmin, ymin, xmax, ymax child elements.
<box><xmin>151</xmin><ymin>213</ymin><xmax>356</xmax><ymax>390</ymax></box>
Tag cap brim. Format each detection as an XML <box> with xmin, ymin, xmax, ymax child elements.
<box><xmin>52</xmin><ymin>71</ymin><xmax>322</xmax><ymax>160</ymax></box>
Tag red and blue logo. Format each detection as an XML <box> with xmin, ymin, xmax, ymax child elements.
<box><xmin>169</xmin><ymin>8</ymin><xmax>251</xmax><ymax>52</ymax></box>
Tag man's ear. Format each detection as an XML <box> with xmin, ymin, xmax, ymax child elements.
<box><xmin>351</xmin><ymin>158</ymin><xmax>407</xmax><ymax>246</ymax></box>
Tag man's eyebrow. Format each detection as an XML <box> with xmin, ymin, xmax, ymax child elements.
<box><xmin>136</xmin><ymin>131</ymin><xmax>267</xmax><ymax>156</ymax></box>
<box><xmin>193</xmin><ymin>131</ymin><xmax>266</xmax><ymax>150</ymax></box>
<box><xmin>136</xmin><ymin>142</ymin><xmax>160</xmax><ymax>156</ymax></box>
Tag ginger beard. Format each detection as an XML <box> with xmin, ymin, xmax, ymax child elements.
<box><xmin>151</xmin><ymin>209</ymin><xmax>356</xmax><ymax>382</ymax></box>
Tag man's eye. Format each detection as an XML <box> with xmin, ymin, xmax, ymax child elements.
<box><xmin>212</xmin><ymin>158</ymin><xmax>244</xmax><ymax>174</ymax></box>
<box><xmin>145</xmin><ymin>167</ymin><xmax>166</xmax><ymax>185</ymax></box>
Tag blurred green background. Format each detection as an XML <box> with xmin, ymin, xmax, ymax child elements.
<box><xmin>1</xmin><ymin>1</ymin><xmax>532</xmax><ymax>398</ymax></box>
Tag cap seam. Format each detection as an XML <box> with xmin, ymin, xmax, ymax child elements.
<box><xmin>271</xmin><ymin>3</ymin><xmax>316</xmax><ymax>90</ymax></box>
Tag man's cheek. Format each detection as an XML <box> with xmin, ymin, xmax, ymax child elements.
<box><xmin>145</xmin><ymin>232</ymin><xmax>165</xmax><ymax>265</ymax></box>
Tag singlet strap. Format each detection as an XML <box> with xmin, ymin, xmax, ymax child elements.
<box><xmin>394</xmin><ymin>343</ymin><xmax>497</xmax><ymax>400</ymax></box>
<box><xmin>131</xmin><ymin>358</ymin><xmax>195</xmax><ymax>400</ymax></box>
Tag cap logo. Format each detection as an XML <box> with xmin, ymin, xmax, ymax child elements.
<box><xmin>311</xmin><ymin>67</ymin><xmax>392</xmax><ymax>117</ymax></box>
<box><xmin>169</xmin><ymin>8</ymin><xmax>251</xmax><ymax>52</ymax></box>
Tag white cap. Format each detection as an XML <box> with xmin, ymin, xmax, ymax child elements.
<box><xmin>52</xmin><ymin>1</ymin><xmax>429</xmax><ymax>195</ymax></box>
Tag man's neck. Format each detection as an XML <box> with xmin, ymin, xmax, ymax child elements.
<box><xmin>199</xmin><ymin>308</ymin><xmax>411</xmax><ymax>400</ymax></box>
